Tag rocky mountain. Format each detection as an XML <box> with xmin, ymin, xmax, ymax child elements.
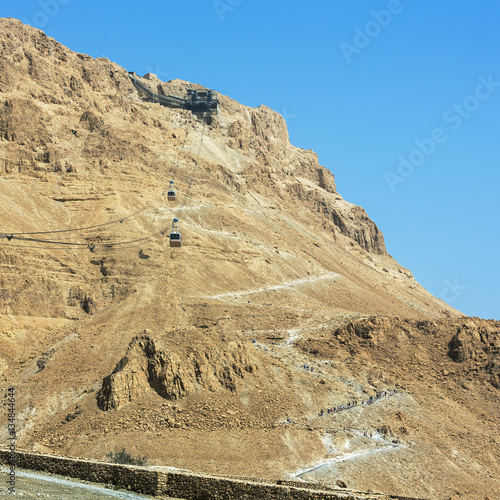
<box><xmin>0</xmin><ymin>18</ymin><xmax>498</xmax><ymax>499</ymax></box>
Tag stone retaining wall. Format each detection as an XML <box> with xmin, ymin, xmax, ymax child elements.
<box><xmin>0</xmin><ymin>449</ymin><xmax>425</xmax><ymax>500</ymax></box>
<box><xmin>0</xmin><ymin>449</ymin><xmax>159</xmax><ymax>495</ymax></box>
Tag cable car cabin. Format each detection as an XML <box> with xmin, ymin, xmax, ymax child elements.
<box><xmin>169</xmin><ymin>232</ymin><xmax>181</xmax><ymax>247</ymax></box>
<box><xmin>167</xmin><ymin>180</ymin><xmax>176</xmax><ymax>201</ymax></box>
<box><xmin>169</xmin><ymin>217</ymin><xmax>181</xmax><ymax>247</ymax></box>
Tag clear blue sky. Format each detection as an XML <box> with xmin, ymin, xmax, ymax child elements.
<box><xmin>2</xmin><ymin>0</ymin><xmax>499</xmax><ymax>320</ymax></box>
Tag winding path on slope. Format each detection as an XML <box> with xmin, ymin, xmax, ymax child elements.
<box><xmin>199</xmin><ymin>272</ymin><xmax>340</xmax><ymax>300</ymax></box>
<box><xmin>292</xmin><ymin>442</ymin><xmax>403</xmax><ymax>479</ymax></box>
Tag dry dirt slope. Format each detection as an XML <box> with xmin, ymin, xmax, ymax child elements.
<box><xmin>0</xmin><ymin>18</ymin><xmax>498</xmax><ymax>500</ymax></box>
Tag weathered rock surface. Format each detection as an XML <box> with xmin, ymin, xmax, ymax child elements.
<box><xmin>97</xmin><ymin>333</ymin><xmax>258</xmax><ymax>410</ymax></box>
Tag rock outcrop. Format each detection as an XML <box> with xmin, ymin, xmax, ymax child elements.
<box><xmin>97</xmin><ymin>333</ymin><xmax>258</xmax><ymax>410</ymax></box>
<box><xmin>298</xmin><ymin>316</ymin><xmax>500</xmax><ymax>390</ymax></box>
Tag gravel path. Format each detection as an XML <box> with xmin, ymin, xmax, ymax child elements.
<box><xmin>0</xmin><ymin>468</ymin><xmax>184</xmax><ymax>499</ymax></box>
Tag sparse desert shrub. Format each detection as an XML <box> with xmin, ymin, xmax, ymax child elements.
<box><xmin>107</xmin><ymin>448</ymin><xmax>147</xmax><ymax>466</ymax></box>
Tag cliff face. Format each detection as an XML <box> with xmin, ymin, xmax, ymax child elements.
<box><xmin>0</xmin><ymin>17</ymin><xmax>385</xmax><ymax>256</ymax></box>
<box><xmin>2</xmin><ymin>18</ymin><xmax>498</xmax><ymax>500</ymax></box>
<box><xmin>0</xmin><ymin>17</ymin><xmax>446</xmax><ymax>330</ymax></box>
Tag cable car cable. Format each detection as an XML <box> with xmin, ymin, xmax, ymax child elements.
<box><xmin>2</xmin><ymin>222</ymin><xmax>171</xmax><ymax>249</ymax></box>
<box><xmin>0</xmin><ymin>186</ymin><xmax>168</xmax><ymax>238</ymax></box>
<box><xmin>175</xmin><ymin>119</ymin><xmax>208</xmax><ymax>222</ymax></box>
<box><xmin>1</xmin><ymin>113</ymin><xmax>212</xmax><ymax>250</ymax></box>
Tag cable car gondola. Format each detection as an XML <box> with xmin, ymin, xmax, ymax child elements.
<box><xmin>167</xmin><ymin>180</ymin><xmax>176</xmax><ymax>201</ymax></box>
<box><xmin>169</xmin><ymin>218</ymin><xmax>181</xmax><ymax>247</ymax></box>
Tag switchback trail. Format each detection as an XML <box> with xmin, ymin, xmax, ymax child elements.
<box><xmin>200</xmin><ymin>272</ymin><xmax>340</xmax><ymax>300</ymax></box>
<box><xmin>292</xmin><ymin>443</ymin><xmax>403</xmax><ymax>479</ymax></box>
